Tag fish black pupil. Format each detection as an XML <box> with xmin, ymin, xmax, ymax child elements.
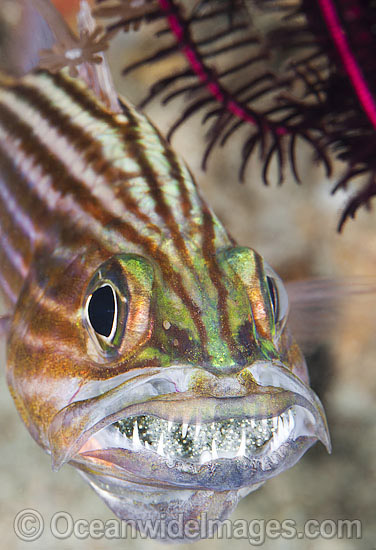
<box><xmin>267</xmin><ymin>276</ymin><xmax>278</xmax><ymax>321</ymax></box>
<box><xmin>88</xmin><ymin>285</ymin><xmax>116</xmax><ymax>338</ymax></box>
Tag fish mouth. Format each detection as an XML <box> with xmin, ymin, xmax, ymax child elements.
<box><xmin>48</xmin><ymin>361</ymin><xmax>330</xmax><ymax>491</ymax></box>
<box><xmin>113</xmin><ymin>410</ymin><xmax>291</xmax><ymax>462</ymax></box>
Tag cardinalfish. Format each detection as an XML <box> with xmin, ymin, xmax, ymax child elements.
<box><xmin>0</xmin><ymin>1</ymin><xmax>330</xmax><ymax>541</ymax></box>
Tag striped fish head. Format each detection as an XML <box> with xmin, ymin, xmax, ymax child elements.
<box><xmin>7</xmin><ymin>238</ymin><xmax>330</xmax><ymax>528</ymax></box>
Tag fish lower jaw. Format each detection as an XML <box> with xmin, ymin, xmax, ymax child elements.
<box><xmin>109</xmin><ymin>408</ymin><xmax>296</xmax><ymax>464</ymax></box>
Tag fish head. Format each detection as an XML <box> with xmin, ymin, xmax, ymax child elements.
<box><xmin>6</xmin><ymin>242</ymin><xmax>330</xmax><ymax>535</ymax></box>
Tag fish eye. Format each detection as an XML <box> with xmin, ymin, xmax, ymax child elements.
<box><xmin>87</xmin><ymin>284</ymin><xmax>117</xmax><ymax>340</ymax></box>
<box><xmin>267</xmin><ymin>276</ymin><xmax>279</xmax><ymax>321</ymax></box>
<box><xmin>264</xmin><ymin>266</ymin><xmax>289</xmax><ymax>333</ymax></box>
<box><xmin>84</xmin><ymin>278</ymin><xmax>127</xmax><ymax>356</ymax></box>
<box><xmin>83</xmin><ymin>254</ymin><xmax>153</xmax><ymax>360</ymax></box>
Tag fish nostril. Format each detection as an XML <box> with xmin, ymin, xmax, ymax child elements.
<box><xmin>189</xmin><ymin>372</ymin><xmax>248</xmax><ymax>397</ymax></box>
<box><xmin>209</xmin><ymin>377</ymin><xmax>246</xmax><ymax>397</ymax></box>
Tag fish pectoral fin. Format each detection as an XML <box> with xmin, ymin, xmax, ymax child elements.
<box><xmin>286</xmin><ymin>276</ymin><xmax>376</xmax><ymax>352</ymax></box>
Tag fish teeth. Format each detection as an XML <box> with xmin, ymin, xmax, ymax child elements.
<box><xmin>277</xmin><ymin>415</ymin><xmax>284</xmax><ymax>438</ymax></box>
<box><xmin>236</xmin><ymin>429</ymin><xmax>246</xmax><ymax>457</ymax></box>
<box><xmin>270</xmin><ymin>411</ymin><xmax>292</xmax><ymax>452</ymax></box>
<box><xmin>181</xmin><ymin>422</ymin><xmax>188</xmax><ymax>438</ymax></box>
<box><xmin>116</xmin><ymin>413</ymin><xmax>282</xmax><ymax>461</ymax></box>
<box><xmin>132</xmin><ymin>421</ymin><xmax>142</xmax><ymax>449</ymax></box>
<box><xmin>281</xmin><ymin>413</ymin><xmax>290</xmax><ymax>440</ymax></box>
<box><xmin>272</xmin><ymin>417</ymin><xmax>283</xmax><ymax>449</ymax></box>
<box><xmin>157</xmin><ymin>433</ymin><xmax>164</xmax><ymax>456</ymax></box>
<box><xmin>269</xmin><ymin>433</ymin><xmax>277</xmax><ymax>452</ymax></box>
<box><xmin>287</xmin><ymin>409</ymin><xmax>294</xmax><ymax>432</ymax></box>
<box><xmin>199</xmin><ymin>450</ymin><xmax>212</xmax><ymax>464</ymax></box>
<box><xmin>279</xmin><ymin>420</ymin><xmax>286</xmax><ymax>442</ymax></box>
<box><xmin>211</xmin><ymin>438</ymin><xmax>218</xmax><ymax>460</ymax></box>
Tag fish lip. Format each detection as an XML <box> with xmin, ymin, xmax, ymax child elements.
<box><xmin>48</xmin><ymin>362</ymin><xmax>330</xmax><ymax>476</ymax></box>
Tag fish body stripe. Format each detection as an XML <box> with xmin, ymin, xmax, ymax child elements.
<box><xmin>0</xmin><ymin>69</ymin><xmax>248</xmax><ymax>361</ymax></box>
